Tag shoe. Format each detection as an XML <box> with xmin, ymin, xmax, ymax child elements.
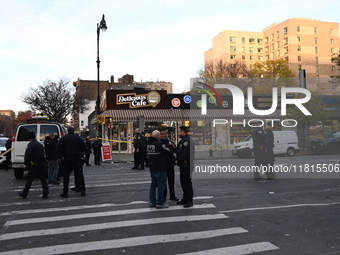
<box><xmin>80</xmin><ymin>191</ymin><xmax>86</xmax><ymax>196</ymax></box>
<box><xmin>137</xmin><ymin>167</ymin><xmax>144</xmax><ymax>170</ymax></box>
<box><xmin>18</xmin><ymin>192</ymin><xmax>27</xmax><ymax>199</ymax></box>
<box><xmin>183</xmin><ymin>202</ymin><xmax>193</xmax><ymax>208</ymax></box>
<box><xmin>149</xmin><ymin>204</ymin><xmax>156</xmax><ymax>208</ymax></box>
<box><xmin>42</xmin><ymin>194</ymin><xmax>48</xmax><ymax>199</ymax></box>
<box><xmin>52</xmin><ymin>181</ymin><xmax>60</xmax><ymax>185</ymax></box>
<box><xmin>60</xmin><ymin>193</ymin><xmax>68</xmax><ymax>198</ymax></box>
<box><xmin>170</xmin><ymin>197</ymin><xmax>179</xmax><ymax>201</ymax></box>
<box><xmin>71</xmin><ymin>187</ymin><xmax>81</xmax><ymax>192</ymax></box>
<box><xmin>131</xmin><ymin>167</ymin><xmax>138</xmax><ymax>170</ymax></box>
<box><xmin>176</xmin><ymin>200</ymin><xmax>186</xmax><ymax>205</ymax></box>
<box><xmin>156</xmin><ymin>203</ymin><xmax>169</xmax><ymax>209</ymax></box>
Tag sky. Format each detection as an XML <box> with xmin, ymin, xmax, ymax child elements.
<box><xmin>0</xmin><ymin>0</ymin><xmax>339</xmax><ymax>113</ymax></box>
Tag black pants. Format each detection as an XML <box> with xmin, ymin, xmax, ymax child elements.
<box><xmin>164</xmin><ymin>163</ymin><xmax>176</xmax><ymax>199</ymax></box>
<box><xmin>94</xmin><ymin>151</ymin><xmax>101</xmax><ymax>165</ymax></box>
<box><xmin>22</xmin><ymin>163</ymin><xmax>49</xmax><ymax>197</ymax></box>
<box><xmin>254</xmin><ymin>146</ymin><xmax>268</xmax><ymax>178</ymax></box>
<box><xmin>85</xmin><ymin>150</ymin><xmax>91</xmax><ymax>165</ymax></box>
<box><xmin>62</xmin><ymin>156</ymin><xmax>85</xmax><ymax>194</ymax></box>
<box><xmin>133</xmin><ymin>148</ymin><xmax>144</xmax><ymax>168</ymax></box>
<box><xmin>179</xmin><ymin>165</ymin><xmax>193</xmax><ymax>203</ymax></box>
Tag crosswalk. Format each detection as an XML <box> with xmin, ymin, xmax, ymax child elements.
<box><xmin>0</xmin><ymin>164</ymin><xmax>280</xmax><ymax>254</ymax></box>
<box><xmin>0</xmin><ymin>201</ymin><xmax>279</xmax><ymax>254</ymax></box>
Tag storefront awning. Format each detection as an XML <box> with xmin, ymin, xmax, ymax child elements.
<box><xmin>91</xmin><ymin>108</ymin><xmax>282</xmax><ymax>124</ymax></box>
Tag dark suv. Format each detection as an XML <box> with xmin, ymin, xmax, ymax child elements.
<box><xmin>310</xmin><ymin>131</ymin><xmax>340</xmax><ymax>155</ymax></box>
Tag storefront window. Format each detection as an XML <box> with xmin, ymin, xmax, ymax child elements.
<box><xmin>230</xmin><ymin>124</ymin><xmax>252</xmax><ymax>144</ymax></box>
<box><xmin>190</xmin><ymin>121</ymin><xmax>212</xmax><ymax>145</ymax></box>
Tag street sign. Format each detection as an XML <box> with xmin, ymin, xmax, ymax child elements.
<box><xmin>101</xmin><ymin>143</ymin><xmax>112</xmax><ymax>161</ymax></box>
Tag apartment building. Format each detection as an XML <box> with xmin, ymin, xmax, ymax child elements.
<box><xmin>205</xmin><ymin>18</ymin><xmax>340</xmax><ymax>94</ymax></box>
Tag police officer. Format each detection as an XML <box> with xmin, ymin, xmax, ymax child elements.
<box><xmin>18</xmin><ymin>132</ymin><xmax>49</xmax><ymax>199</ymax></box>
<box><xmin>175</xmin><ymin>126</ymin><xmax>194</xmax><ymax>208</ymax></box>
<box><xmin>84</xmin><ymin>135</ymin><xmax>92</xmax><ymax>166</ymax></box>
<box><xmin>266</xmin><ymin>123</ymin><xmax>276</xmax><ymax>180</ymax></box>
<box><xmin>132</xmin><ymin>128</ymin><xmax>145</xmax><ymax>170</ymax></box>
<box><xmin>57</xmin><ymin>126</ymin><xmax>87</xmax><ymax>197</ymax></box>
<box><xmin>92</xmin><ymin>136</ymin><xmax>102</xmax><ymax>165</ymax></box>
<box><xmin>160</xmin><ymin>130</ymin><xmax>179</xmax><ymax>201</ymax></box>
<box><xmin>251</xmin><ymin>120</ymin><xmax>268</xmax><ymax>179</ymax></box>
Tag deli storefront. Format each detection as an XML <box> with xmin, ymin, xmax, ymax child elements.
<box><xmin>93</xmin><ymin>89</ymin><xmax>283</xmax><ymax>154</ymax></box>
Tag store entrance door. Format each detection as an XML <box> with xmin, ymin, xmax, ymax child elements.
<box><xmin>112</xmin><ymin>123</ymin><xmax>128</xmax><ymax>153</ymax></box>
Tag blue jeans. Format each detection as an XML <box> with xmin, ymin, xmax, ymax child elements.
<box><xmin>149</xmin><ymin>171</ymin><xmax>167</xmax><ymax>205</ymax></box>
<box><xmin>48</xmin><ymin>159</ymin><xmax>59</xmax><ymax>182</ymax></box>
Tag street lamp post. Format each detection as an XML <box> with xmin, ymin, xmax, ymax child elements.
<box><xmin>96</xmin><ymin>14</ymin><xmax>107</xmax><ymax>115</ymax></box>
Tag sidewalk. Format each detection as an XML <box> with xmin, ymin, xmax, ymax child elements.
<box><xmin>107</xmin><ymin>148</ymin><xmax>312</xmax><ymax>163</ymax></box>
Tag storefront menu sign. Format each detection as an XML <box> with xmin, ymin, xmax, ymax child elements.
<box><xmin>117</xmin><ymin>91</ymin><xmax>161</xmax><ymax>108</ymax></box>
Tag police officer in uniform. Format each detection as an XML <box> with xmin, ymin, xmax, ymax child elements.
<box><xmin>266</xmin><ymin>123</ymin><xmax>276</xmax><ymax>180</ymax></box>
<box><xmin>18</xmin><ymin>132</ymin><xmax>49</xmax><ymax>199</ymax></box>
<box><xmin>57</xmin><ymin>126</ymin><xmax>87</xmax><ymax>197</ymax></box>
<box><xmin>251</xmin><ymin>120</ymin><xmax>268</xmax><ymax>179</ymax></box>
<box><xmin>132</xmin><ymin>128</ymin><xmax>145</xmax><ymax>170</ymax></box>
<box><xmin>84</xmin><ymin>135</ymin><xmax>92</xmax><ymax>166</ymax></box>
<box><xmin>175</xmin><ymin>126</ymin><xmax>194</xmax><ymax>208</ymax></box>
<box><xmin>160</xmin><ymin>130</ymin><xmax>179</xmax><ymax>201</ymax></box>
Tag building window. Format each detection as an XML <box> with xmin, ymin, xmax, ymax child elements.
<box><xmin>297</xmin><ymin>46</ymin><xmax>301</xmax><ymax>52</ymax></box>
<box><xmin>283</xmin><ymin>37</ymin><xmax>288</xmax><ymax>45</ymax></box>
<box><xmin>265</xmin><ymin>46</ymin><xmax>269</xmax><ymax>53</ymax></box>
<box><xmin>284</xmin><ymin>47</ymin><xmax>288</xmax><ymax>54</ymax></box>
<box><xmin>285</xmin><ymin>56</ymin><xmax>289</xmax><ymax>62</ymax></box>
<box><xmin>231</xmin><ymin>64</ymin><xmax>236</xmax><ymax>68</ymax></box>
<box><xmin>266</xmin><ymin>55</ymin><xmax>269</xmax><ymax>60</ymax></box>
<box><xmin>283</xmin><ymin>27</ymin><xmax>288</xmax><ymax>34</ymax></box>
<box><xmin>81</xmin><ymin>120</ymin><xmax>84</xmax><ymax>126</ymax></box>
<box><xmin>258</xmin><ymin>56</ymin><xmax>264</xmax><ymax>61</ymax></box>
<box><xmin>314</xmin><ymin>38</ymin><xmax>318</xmax><ymax>44</ymax></box>
<box><xmin>315</xmin><ymin>47</ymin><xmax>318</xmax><ymax>54</ymax></box>
<box><xmin>258</xmin><ymin>47</ymin><xmax>263</xmax><ymax>53</ymax></box>
<box><xmin>298</xmin><ymin>56</ymin><xmax>302</xmax><ymax>62</ymax></box>
<box><xmin>332</xmin><ymin>66</ymin><xmax>336</xmax><ymax>72</ymax></box>
<box><xmin>316</xmin><ymin>66</ymin><xmax>319</xmax><ymax>73</ymax></box>
<box><xmin>331</xmin><ymin>39</ymin><xmax>334</xmax><ymax>44</ymax></box>
<box><xmin>314</xmin><ymin>27</ymin><xmax>317</xmax><ymax>34</ymax></box>
<box><xmin>296</xmin><ymin>26</ymin><xmax>300</xmax><ymax>32</ymax></box>
<box><xmin>265</xmin><ymin>37</ymin><xmax>269</xmax><ymax>43</ymax></box>
<box><xmin>241</xmin><ymin>37</ymin><xmax>245</xmax><ymax>43</ymax></box>
<box><xmin>298</xmin><ymin>65</ymin><xmax>302</xmax><ymax>70</ymax></box>
<box><xmin>242</xmin><ymin>46</ymin><xmax>245</xmax><ymax>53</ymax></box>
<box><xmin>249</xmin><ymin>47</ymin><xmax>253</xmax><ymax>53</ymax></box>
<box><xmin>331</xmin><ymin>48</ymin><xmax>335</xmax><ymax>53</ymax></box>
<box><xmin>330</xmin><ymin>28</ymin><xmax>334</xmax><ymax>35</ymax></box>
<box><xmin>230</xmin><ymin>55</ymin><xmax>236</xmax><ymax>60</ymax></box>
<box><xmin>277</xmin><ymin>50</ymin><xmax>280</xmax><ymax>57</ymax></box>
<box><xmin>271</xmin><ymin>34</ymin><xmax>274</xmax><ymax>41</ymax></box>
<box><xmin>276</xmin><ymin>31</ymin><xmax>280</xmax><ymax>38</ymax></box>
<box><xmin>272</xmin><ymin>43</ymin><xmax>274</xmax><ymax>50</ymax></box>
<box><xmin>316</xmin><ymin>57</ymin><xmax>318</xmax><ymax>64</ymax></box>
<box><xmin>250</xmin><ymin>55</ymin><xmax>253</xmax><ymax>60</ymax></box>
<box><xmin>230</xmin><ymin>36</ymin><xmax>236</xmax><ymax>42</ymax></box>
<box><xmin>277</xmin><ymin>41</ymin><xmax>280</xmax><ymax>48</ymax></box>
<box><xmin>230</xmin><ymin>46</ymin><xmax>236</xmax><ymax>52</ymax></box>
<box><xmin>272</xmin><ymin>53</ymin><xmax>275</xmax><ymax>59</ymax></box>
<box><xmin>249</xmin><ymin>64</ymin><xmax>253</xmax><ymax>69</ymax></box>
<box><xmin>249</xmin><ymin>38</ymin><xmax>255</xmax><ymax>43</ymax></box>
<box><xmin>242</xmin><ymin>55</ymin><xmax>246</xmax><ymax>60</ymax></box>
<box><xmin>297</xmin><ymin>36</ymin><xmax>301</xmax><ymax>42</ymax></box>
<box><xmin>257</xmin><ymin>38</ymin><xmax>263</xmax><ymax>44</ymax></box>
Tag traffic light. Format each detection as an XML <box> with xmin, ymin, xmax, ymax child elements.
<box><xmin>136</xmin><ymin>115</ymin><xmax>145</xmax><ymax>132</ymax></box>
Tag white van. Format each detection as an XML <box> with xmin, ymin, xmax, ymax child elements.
<box><xmin>11</xmin><ymin>117</ymin><xmax>66</xmax><ymax>179</ymax></box>
<box><xmin>232</xmin><ymin>131</ymin><xmax>299</xmax><ymax>158</ymax></box>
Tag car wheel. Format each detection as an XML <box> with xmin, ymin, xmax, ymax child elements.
<box><xmin>287</xmin><ymin>147</ymin><xmax>295</xmax><ymax>157</ymax></box>
<box><xmin>14</xmin><ymin>169</ymin><xmax>24</xmax><ymax>179</ymax></box>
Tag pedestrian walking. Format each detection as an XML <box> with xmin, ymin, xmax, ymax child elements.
<box><xmin>132</xmin><ymin>128</ymin><xmax>145</xmax><ymax>170</ymax></box>
<box><xmin>160</xmin><ymin>130</ymin><xmax>179</xmax><ymax>201</ymax></box>
<box><xmin>84</xmin><ymin>135</ymin><xmax>92</xmax><ymax>166</ymax></box>
<box><xmin>18</xmin><ymin>132</ymin><xmax>49</xmax><ymax>199</ymax></box>
<box><xmin>175</xmin><ymin>126</ymin><xmax>195</xmax><ymax>208</ymax></box>
<box><xmin>57</xmin><ymin>126</ymin><xmax>87</xmax><ymax>197</ymax></box>
<box><xmin>92</xmin><ymin>136</ymin><xmax>102</xmax><ymax>165</ymax></box>
<box><xmin>44</xmin><ymin>133</ymin><xmax>60</xmax><ymax>185</ymax></box>
<box><xmin>147</xmin><ymin>130</ymin><xmax>168</xmax><ymax>209</ymax></box>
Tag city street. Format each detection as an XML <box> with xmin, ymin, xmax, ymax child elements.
<box><xmin>0</xmin><ymin>154</ymin><xmax>339</xmax><ymax>254</ymax></box>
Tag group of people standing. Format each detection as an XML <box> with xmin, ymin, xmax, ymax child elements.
<box><xmin>140</xmin><ymin>126</ymin><xmax>194</xmax><ymax>209</ymax></box>
<box><xmin>18</xmin><ymin>127</ymin><xmax>103</xmax><ymax>199</ymax></box>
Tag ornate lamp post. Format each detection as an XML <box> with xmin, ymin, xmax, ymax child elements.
<box><xmin>96</xmin><ymin>14</ymin><xmax>107</xmax><ymax>114</ymax></box>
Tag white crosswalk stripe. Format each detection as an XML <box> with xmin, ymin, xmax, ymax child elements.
<box><xmin>0</xmin><ymin>201</ymin><xmax>280</xmax><ymax>254</ymax></box>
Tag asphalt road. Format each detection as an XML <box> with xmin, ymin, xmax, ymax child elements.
<box><xmin>0</xmin><ymin>154</ymin><xmax>339</xmax><ymax>255</ymax></box>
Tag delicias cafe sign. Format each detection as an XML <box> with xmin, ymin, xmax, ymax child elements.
<box><xmin>117</xmin><ymin>91</ymin><xmax>161</xmax><ymax>108</ymax></box>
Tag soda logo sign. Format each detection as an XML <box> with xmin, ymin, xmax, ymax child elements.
<box><xmin>201</xmin><ymin>84</ymin><xmax>311</xmax><ymax>116</ymax></box>
<box><xmin>172</xmin><ymin>98</ymin><xmax>181</xmax><ymax>108</ymax></box>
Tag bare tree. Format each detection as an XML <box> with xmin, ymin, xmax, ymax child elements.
<box><xmin>21</xmin><ymin>77</ymin><xmax>84</xmax><ymax>123</ymax></box>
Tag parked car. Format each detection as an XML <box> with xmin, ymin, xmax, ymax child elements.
<box><xmin>11</xmin><ymin>116</ymin><xmax>67</xmax><ymax>179</ymax></box>
<box><xmin>0</xmin><ymin>137</ymin><xmax>9</xmax><ymax>168</ymax></box>
<box><xmin>232</xmin><ymin>131</ymin><xmax>299</xmax><ymax>158</ymax></box>
<box><xmin>310</xmin><ymin>131</ymin><xmax>340</xmax><ymax>155</ymax></box>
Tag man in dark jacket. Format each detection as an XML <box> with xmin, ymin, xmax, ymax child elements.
<box><xmin>44</xmin><ymin>133</ymin><xmax>59</xmax><ymax>185</ymax></box>
<box><xmin>132</xmin><ymin>128</ymin><xmax>145</xmax><ymax>170</ymax></box>
<box><xmin>84</xmin><ymin>135</ymin><xmax>92</xmax><ymax>166</ymax></box>
<box><xmin>147</xmin><ymin>130</ymin><xmax>168</xmax><ymax>209</ymax></box>
<box><xmin>175</xmin><ymin>126</ymin><xmax>195</xmax><ymax>208</ymax></box>
<box><xmin>19</xmin><ymin>132</ymin><xmax>49</xmax><ymax>199</ymax></box>
<box><xmin>265</xmin><ymin>123</ymin><xmax>276</xmax><ymax>180</ymax></box>
<box><xmin>160</xmin><ymin>130</ymin><xmax>178</xmax><ymax>201</ymax></box>
<box><xmin>57</xmin><ymin>126</ymin><xmax>87</xmax><ymax>197</ymax></box>
<box><xmin>92</xmin><ymin>136</ymin><xmax>102</xmax><ymax>165</ymax></box>
<box><xmin>251</xmin><ymin>120</ymin><xmax>268</xmax><ymax>179</ymax></box>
